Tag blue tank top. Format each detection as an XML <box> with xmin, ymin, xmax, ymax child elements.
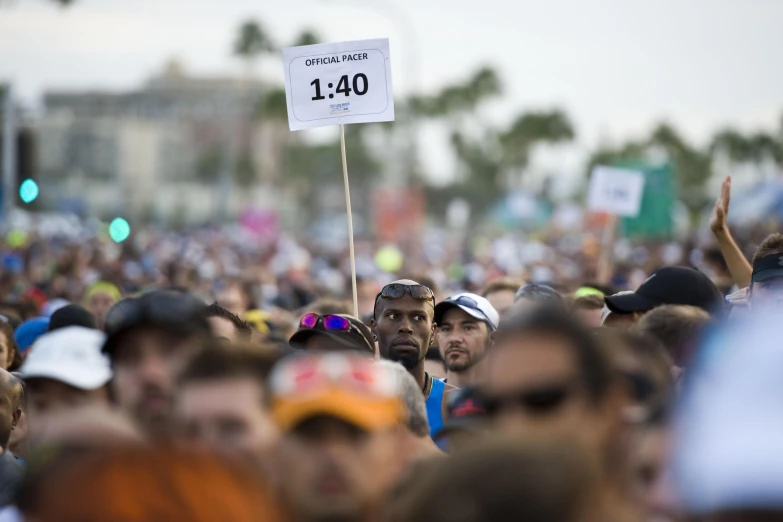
<box><xmin>425</xmin><ymin>377</ymin><xmax>445</xmax><ymax>438</ymax></box>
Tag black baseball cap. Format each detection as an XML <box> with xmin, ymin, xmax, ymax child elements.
<box><xmin>49</xmin><ymin>304</ymin><xmax>97</xmax><ymax>331</ymax></box>
<box><xmin>289</xmin><ymin>315</ymin><xmax>375</xmax><ymax>354</ymax></box>
<box><xmin>752</xmin><ymin>254</ymin><xmax>783</xmax><ymax>283</ymax></box>
<box><xmin>604</xmin><ymin>266</ymin><xmax>723</xmax><ymax>316</ymax></box>
<box><xmin>102</xmin><ymin>290</ymin><xmax>210</xmax><ymax>356</ymax></box>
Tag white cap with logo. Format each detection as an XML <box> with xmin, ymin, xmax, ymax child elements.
<box><xmin>21</xmin><ymin>326</ymin><xmax>112</xmax><ymax>390</ymax></box>
<box><xmin>434</xmin><ymin>293</ymin><xmax>500</xmax><ymax>331</ymax></box>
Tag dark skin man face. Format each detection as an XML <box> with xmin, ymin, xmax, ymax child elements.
<box><xmin>371</xmin><ymin>295</ymin><xmax>435</xmax><ymax>371</ymax></box>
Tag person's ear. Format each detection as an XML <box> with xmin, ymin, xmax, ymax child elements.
<box><xmin>370</xmin><ymin>318</ymin><xmax>378</xmax><ymax>341</ymax></box>
<box><xmin>11</xmin><ymin>408</ymin><xmax>21</xmax><ymax>430</ymax></box>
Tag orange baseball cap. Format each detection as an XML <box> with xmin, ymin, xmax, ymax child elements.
<box><xmin>270</xmin><ymin>353</ymin><xmax>403</xmax><ymax>432</ymax></box>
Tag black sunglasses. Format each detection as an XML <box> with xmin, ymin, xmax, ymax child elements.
<box><xmin>482</xmin><ymin>380</ymin><xmax>581</xmax><ymax>417</ymax></box>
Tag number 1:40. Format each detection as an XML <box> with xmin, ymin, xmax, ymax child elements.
<box><xmin>311</xmin><ymin>74</ymin><xmax>368</xmax><ymax>101</ymax></box>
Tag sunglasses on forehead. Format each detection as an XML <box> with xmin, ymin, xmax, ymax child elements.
<box><xmin>375</xmin><ymin>283</ymin><xmax>435</xmax><ymax>305</ymax></box>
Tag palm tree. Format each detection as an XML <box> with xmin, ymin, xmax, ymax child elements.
<box><xmin>500</xmin><ymin>110</ymin><xmax>574</xmax><ymax>168</ymax></box>
<box><xmin>465</xmin><ymin>67</ymin><xmax>502</xmax><ymax>106</ymax></box>
<box><xmin>648</xmin><ymin>122</ymin><xmax>711</xmax><ymax>193</ymax></box>
<box><xmin>293</xmin><ymin>30</ymin><xmax>321</xmax><ymax>47</ymax></box>
<box><xmin>407</xmin><ymin>66</ymin><xmax>502</xmax><ymax>121</ymax></box>
<box><xmin>257</xmin><ymin>88</ymin><xmax>289</xmax><ymax>123</ymax></box>
<box><xmin>748</xmin><ymin>133</ymin><xmax>783</xmax><ymax>164</ymax></box>
<box><xmin>586</xmin><ymin>141</ymin><xmax>647</xmax><ymax>175</ymax></box>
<box><xmin>711</xmin><ymin>128</ymin><xmax>783</xmax><ymax>164</ymax></box>
<box><xmin>710</xmin><ymin>129</ymin><xmax>753</xmax><ymax>163</ymax></box>
<box><xmin>233</xmin><ymin>19</ymin><xmax>275</xmax><ymax>79</ymax></box>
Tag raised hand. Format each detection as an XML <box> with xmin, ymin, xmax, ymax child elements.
<box><xmin>710</xmin><ymin>176</ymin><xmax>731</xmax><ymax>234</ymax></box>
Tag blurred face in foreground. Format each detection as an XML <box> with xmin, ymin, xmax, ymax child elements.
<box><xmin>483</xmin><ymin>332</ymin><xmax>610</xmax><ymax>452</ymax></box>
<box><xmin>177</xmin><ymin>377</ymin><xmax>278</xmax><ymax>462</ymax></box>
<box><xmin>631</xmin><ymin>425</ymin><xmax>682</xmax><ymax>522</ymax></box>
<box><xmin>276</xmin><ymin>416</ymin><xmax>403</xmax><ymax>522</ymax></box>
<box><xmin>751</xmin><ymin>277</ymin><xmax>783</xmax><ymax>312</ymax></box>
<box><xmin>111</xmin><ymin>326</ymin><xmax>202</xmax><ymax>436</ymax></box>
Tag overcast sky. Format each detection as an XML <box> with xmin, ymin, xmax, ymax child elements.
<box><xmin>1</xmin><ymin>0</ymin><xmax>781</xmax><ymax>184</ymax></box>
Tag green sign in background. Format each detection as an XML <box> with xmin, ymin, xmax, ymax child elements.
<box><xmin>615</xmin><ymin>162</ymin><xmax>675</xmax><ymax>238</ymax></box>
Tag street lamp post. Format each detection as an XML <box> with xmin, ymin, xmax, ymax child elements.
<box><xmin>2</xmin><ymin>85</ymin><xmax>16</xmax><ymax>225</ymax></box>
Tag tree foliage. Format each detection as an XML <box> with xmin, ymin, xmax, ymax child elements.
<box><xmin>257</xmin><ymin>87</ymin><xmax>288</xmax><ymax>122</ymax></box>
<box><xmin>500</xmin><ymin>110</ymin><xmax>574</xmax><ymax>168</ymax></box>
<box><xmin>233</xmin><ymin>20</ymin><xmax>275</xmax><ymax>60</ymax></box>
<box><xmin>409</xmin><ymin>67</ymin><xmax>576</xmax><ymax>214</ymax></box>
<box><xmin>409</xmin><ymin>67</ymin><xmax>501</xmax><ymax>118</ymax></box>
<box><xmin>711</xmin><ymin>128</ymin><xmax>783</xmax><ymax>165</ymax></box>
<box><xmin>293</xmin><ymin>30</ymin><xmax>321</xmax><ymax>47</ymax></box>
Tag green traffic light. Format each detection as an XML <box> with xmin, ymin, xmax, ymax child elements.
<box><xmin>109</xmin><ymin>218</ymin><xmax>131</xmax><ymax>243</ymax></box>
<box><xmin>19</xmin><ymin>179</ymin><xmax>38</xmax><ymax>204</ymax></box>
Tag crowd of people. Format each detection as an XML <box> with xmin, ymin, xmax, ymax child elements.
<box><xmin>0</xmin><ymin>176</ymin><xmax>777</xmax><ymax>521</ymax></box>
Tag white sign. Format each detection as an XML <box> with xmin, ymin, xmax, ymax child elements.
<box><xmin>282</xmin><ymin>38</ymin><xmax>394</xmax><ymax>131</ymax></box>
<box><xmin>587</xmin><ymin>165</ymin><xmax>646</xmax><ymax>217</ymax></box>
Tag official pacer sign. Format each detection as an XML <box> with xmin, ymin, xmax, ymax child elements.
<box><xmin>282</xmin><ymin>38</ymin><xmax>395</xmax><ymax>131</ymax></box>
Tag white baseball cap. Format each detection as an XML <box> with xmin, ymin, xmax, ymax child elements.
<box><xmin>21</xmin><ymin>326</ymin><xmax>112</xmax><ymax>390</ymax></box>
<box><xmin>434</xmin><ymin>293</ymin><xmax>500</xmax><ymax>331</ymax></box>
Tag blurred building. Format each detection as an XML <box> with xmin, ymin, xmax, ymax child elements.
<box><xmin>35</xmin><ymin>60</ymin><xmax>285</xmax><ymax>223</ymax></box>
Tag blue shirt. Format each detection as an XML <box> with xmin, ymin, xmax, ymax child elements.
<box><xmin>425</xmin><ymin>377</ymin><xmax>445</xmax><ymax>438</ymax></box>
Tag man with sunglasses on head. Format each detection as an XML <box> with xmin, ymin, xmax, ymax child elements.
<box><xmin>371</xmin><ymin>280</ymin><xmax>455</xmax><ymax>439</ymax></box>
<box><xmin>481</xmin><ymin>304</ymin><xmax>638</xmax><ymax>522</ymax></box>
<box><xmin>289</xmin><ymin>314</ymin><xmax>375</xmax><ymax>355</ymax></box>
<box><xmin>434</xmin><ymin>293</ymin><xmax>499</xmax><ymax>388</ymax></box>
